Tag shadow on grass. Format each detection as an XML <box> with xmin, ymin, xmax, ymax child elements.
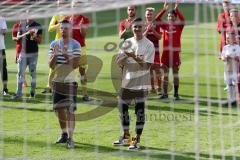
<box><xmin>75</xmin><ymin>142</ymin><xmax>239</xmax><ymax>160</ymax></box>
<box><xmin>1</xmin><ymin>87</ymin><xmax>237</xmax><ymax>119</ymax></box>
<box><xmin>145</xmin><ymin>105</ymin><xmax>238</xmax><ymax>117</ymax></box>
<box><xmin>0</xmin><ymin>105</ymin><xmax>52</xmax><ymax>113</ymax></box>
<box><xmin>8</xmin><ymin>70</ymin><xmax>47</xmax><ymax>76</ymax></box>
<box><xmin>148</xmin><ymin>94</ymin><xmax>235</xmax><ymax>109</ymax></box>
<box><xmin>0</xmin><ymin>91</ymin><xmax>52</xmax><ymax>103</ymax></box>
<box><xmin>4</xmin><ymin>136</ymin><xmax>238</xmax><ymax>160</ymax></box>
<box><xmin>181</xmin><ymin>81</ymin><xmax>225</xmax><ymax>89</ymax></box>
<box><xmin>180</xmin><ymin>94</ymin><xmax>221</xmax><ymax>100</ymax></box>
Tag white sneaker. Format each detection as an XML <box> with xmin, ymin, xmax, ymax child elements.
<box><xmin>113</xmin><ymin>134</ymin><xmax>131</xmax><ymax>146</ymax></box>
<box><xmin>224</xmin><ymin>86</ymin><xmax>228</xmax><ymax>91</ymax></box>
<box><xmin>128</xmin><ymin>137</ymin><xmax>140</xmax><ymax>150</ymax></box>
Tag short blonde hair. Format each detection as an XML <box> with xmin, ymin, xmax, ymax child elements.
<box><xmin>146</xmin><ymin>7</ymin><xmax>155</xmax><ymax>12</ymax></box>
<box><xmin>230</xmin><ymin>8</ymin><xmax>238</xmax><ymax>13</ymax></box>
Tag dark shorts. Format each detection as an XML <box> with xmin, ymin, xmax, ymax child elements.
<box><xmin>52</xmin><ymin>81</ymin><xmax>78</xmax><ymax>113</ymax></box>
<box><xmin>119</xmin><ymin>88</ymin><xmax>148</xmax><ymax>105</ymax></box>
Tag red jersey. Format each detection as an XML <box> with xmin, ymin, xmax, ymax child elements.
<box><xmin>119</xmin><ymin>18</ymin><xmax>134</xmax><ymax>40</ymax></box>
<box><xmin>145</xmin><ymin>21</ymin><xmax>162</xmax><ymax>64</ymax></box>
<box><xmin>145</xmin><ymin>21</ymin><xmax>162</xmax><ymax>53</ymax></box>
<box><xmin>155</xmin><ymin>8</ymin><xmax>185</xmax><ymax>52</ymax></box>
<box><xmin>217</xmin><ymin>12</ymin><xmax>231</xmax><ymax>51</ymax></box>
<box><xmin>66</xmin><ymin>15</ymin><xmax>90</xmax><ymax>47</ymax></box>
<box><xmin>12</xmin><ymin>21</ymin><xmax>22</xmax><ymax>55</ymax></box>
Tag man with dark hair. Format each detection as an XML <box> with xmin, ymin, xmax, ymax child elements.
<box><xmin>12</xmin><ymin>10</ymin><xmax>42</xmax><ymax>99</ymax></box>
<box><xmin>119</xmin><ymin>5</ymin><xmax>137</xmax><ymax>40</ymax></box>
<box><xmin>0</xmin><ymin>16</ymin><xmax>9</xmax><ymax>96</ymax></box>
<box><xmin>114</xmin><ymin>17</ymin><xmax>155</xmax><ymax>150</ymax></box>
<box><xmin>155</xmin><ymin>1</ymin><xmax>185</xmax><ymax>100</ymax></box>
<box><xmin>49</xmin><ymin>19</ymin><xmax>81</xmax><ymax>149</ymax></box>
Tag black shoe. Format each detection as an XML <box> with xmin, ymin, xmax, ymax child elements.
<box><xmin>157</xmin><ymin>88</ymin><xmax>162</xmax><ymax>95</ymax></box>
<box><xmin>230</xmin><ymin>101</ymin><xmax>237</xmax><ymax>106</ymax></box>
<box><xmin>12</xmin><ymin>93</ymin><xmax>21</xmax><ymax>100</ymax></box>
<box><xmin>174</xmin><ymin>94</ymin><xmax>180</xmax><ymax>100</ymax></box>
<box><xmin>3</xmin><ymin>88</ymin><xmax>9</xmax><ymax>96</ymax></box>
<box><xmin>224</xmin><ymin>101</ymin><xmax>237</xmax><ymax>107</ymax></box>
<box><xmin>157</xmin><ymin>91</ymin><xmax>162</xmax><ymax>96</ymax></box>
<box><xmin>82</xmin><ymin>95</ymin><xmax>89</xmax><ymax>102</ymax></box>
<box><xmin>66</xmin><ymin>138</ymin><xmax>74</xmax><ymax>149</ymax></box>
<box><xmin>160</xmin><ymin>94</ymin><xmax>168</xmax><ymax>99</ymax></box>
<box><xmin>41</xmin><ymin>88</ymin><xmax>52</xmax><ymax>94</ymax></box>
<box><xmin>29</xmin><ymin>92</ymin><xmax>35</xmax><ymax>99</ymax></box>
<box><xmin>56</xmin><ymin>133</ymin><xmax>68</xmax><ymax>143</ymax></box>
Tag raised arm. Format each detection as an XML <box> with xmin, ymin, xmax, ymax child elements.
<box><xmin>155</xmin><ymin>2</ymin><xmax>168</xmax><ymax>21</ymax></box>
<box><xmin>174</xmin><ymin>2</ymin><xmax>185</xmax><ymax>27</ymax></box>
<box><xmin>79</xmin><ymin>16</ymin><xmax>89</xmax><ymax>39</ymax></box>
<box><xmin>176</xmin><ymin>9</ymin><xmax>185</xmax><ymax>29</ymax></box>
<box><xmin>217</xmin><ymin>14</ymin><xmax>223</xmax><ymax>34</ymax></box>
<box><xmin>48</xmin><ymin>16</ymin><xmax>60</xmax><ymax>32</ymax></box>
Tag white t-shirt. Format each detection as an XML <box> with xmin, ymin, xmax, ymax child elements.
<box><xmin>0</xmin><ymin>17</ymin><xmax>7</xmax><ymax>50</ymax></box>
<box><xmin>118</xmin><ymin>36</ymin><xmax>155</xmax><ymax>90</ymax></box>
<box><xmin>222</xmin><ymin>44</ymin><xmax>240</xmax><ymax>73</ymax></box>
<box><xmin>49</xmin><ymin>38</ymin><xmax>81</xmax><ymax>83</ymax></box>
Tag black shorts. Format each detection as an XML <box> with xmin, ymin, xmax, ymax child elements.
<box><xmin>52</xmin><ymin>81</ymin><xmax>78</xmax><ymax>113</ymax></box>
<box><xmin>119</xmin><ymin>88</ymin><xmax>148</xmax><ymax>104</ymax></box>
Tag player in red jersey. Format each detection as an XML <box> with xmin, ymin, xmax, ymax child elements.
<box><xmin>12</xmin><ymin>20</ymin><xmax>27</xmax><ymax>87</ymax></box>
<box><xmin>218</xmin><ymin>0</ymin><xmax>232</xmax><ymax>53</ymax></box>
<box><xmin>119</xmin><ymin>5</ymin><xmax>136</xmax><ymax>40</ymax></box>
<box><xmin>66</xmin><ymin>3</ymin><xmax>90</xmax><ymax>101</ymax></box>
<box><xmin>144</xmin><ymin>7</ymin><xmax>163</xmax><ymax>94</ymax></box>
<box><xmin>155</xmin><ymin>1</ymin><xmax>185</xmax><ymax>100</ymax></box>
<box><xmin>12</xmin><ymin>21</ymin><xmax>22</xmax><ymax>63</ymax></box>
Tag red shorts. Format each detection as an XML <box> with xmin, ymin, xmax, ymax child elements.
<box><xmin>15</xmin><ymin>44</ymin><xmax>22</xmax><ymax>63</ymax></box>
<box><xmin>154</xmin><ymin>54</ymin><xmax>160</xmax><ymax>64</ymax></box>
<box><xmin>16</xmin><ymin>44</ymin><xmax>21</xmax><ymax>56</ymax></box>
<box><xmin>161</xmin><ymin>51</ymin><xmax>181</xmax><ymax>68</ymax></box>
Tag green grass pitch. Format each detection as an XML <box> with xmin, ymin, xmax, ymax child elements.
<box><xmin>1</xmin><ymin>3</ymin><xmax>240</xmax><ymax>160</ymax></box>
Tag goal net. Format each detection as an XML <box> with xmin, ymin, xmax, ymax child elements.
<box><xmin>0</xmin><ymin>0</ymin><xmax>240</xmax><ymax>159</ymax></box>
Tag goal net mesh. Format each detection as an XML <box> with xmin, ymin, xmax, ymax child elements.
<box><xmin>0</xmin><ymin>0</ymin><xmax>240</xmax><ymax>159</ymax></box>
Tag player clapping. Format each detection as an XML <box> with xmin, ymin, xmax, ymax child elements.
<box><xmin>221</xmin><ymin>32</ymin><xmax>240</xmax><ymax>105</ymax></box>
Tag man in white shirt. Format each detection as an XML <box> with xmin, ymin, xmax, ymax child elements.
<box><xmin>114</xmin><ymin>18</ymin><xmax>155</xmax><ymax>150</ymax></box>
<box><xmin>221</xmin><ymin>32</ymin><xmax>240</xmax><ymax>105</ymax></box>
<box><xmin>0</xmin><ymin>17</ymin><xmax>9</xmax><ymax>95</ymax></box>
